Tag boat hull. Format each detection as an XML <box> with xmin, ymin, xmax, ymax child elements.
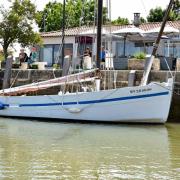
<box><xmin>0</xmin><ymin>79</ymin><xmax>173</xmax><ymax>123</ymax></box>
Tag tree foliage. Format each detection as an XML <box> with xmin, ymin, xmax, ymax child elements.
<box><xmin>0</xmin><ymin>0</ymin><xmax>41</xmax><ymax>59</ymax></box>
<box><xmin>36</xmin><ymin>0</ymin><xmax>108</xmax><ymax>32</ymax></box>
<box><xmin>147</xmin><ymin>7</ymin><xmax>164</xmax><ymax>22</ymax></box>
<box><xmin>147</xmin><ymin>1</ymin><xmax>180</xmax><ymax>22</ymax></box>
<box><xmin>173</xmin><ymin>0</ymin><xmax>180</xmax><ymax>20</ymax></box>
<box><xmin>111</xmin><ymin>17</ymin><xmax>129</xmax><ymax>25</ymax></box>
<box><xmin>140</xmin><ymin>17</ymin><xmax>146</xmax><ymax>24</ymax></box>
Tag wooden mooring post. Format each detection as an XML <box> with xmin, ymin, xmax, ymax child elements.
<box><xmin>2</xmin><ymin>57</ymin><xmax>13</xmax><ymax>89</ymax></box>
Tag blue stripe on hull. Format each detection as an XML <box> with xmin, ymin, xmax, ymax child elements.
<box><xmin>2</xmin><ymin>91</ymin><xmax>169</xmax><ymax>108</ymax></box>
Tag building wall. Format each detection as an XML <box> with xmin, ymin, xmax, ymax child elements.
<box><xmin>40</xmin><ymin>35</ymin><xmax>180</xmax><ymax>68</ymax></box>
<box><xmin>40</xmin><ymin>36</ymin><xmax>75</xmax><ymax>66</ymax></box>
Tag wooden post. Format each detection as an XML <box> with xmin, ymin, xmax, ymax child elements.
<box><xmin>2</xmin><ymin>56</ymin><xmax>13</xmax><ymax>89</ymax></box>
<box><xmin>62</xmin><ymin>55</ymin><xmax>71</xmax><ymax>76</ymax></box>
<box><xmin>141</xmin><ymin>0</ymin><xmax>175</xmax><ymax>85</ymax></box>
<box><xmin>128</xmin><ymin>70</ymin><xmax>136</xmax><ymax>87</ymax></box>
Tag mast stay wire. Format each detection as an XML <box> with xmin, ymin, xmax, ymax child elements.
<box><xmin>105</xmin><ymin>0</ymin><xmax>115</xmax><ymax>90</ymax></box>
<box><xmin>140</xmin><ymin>0</ymin><xmax>148</xmax><ymax>18</ymax></box>
<box><xmin>69</xmin><ymin>0</ymin><xmax>94</xmax><ymax>93</ymax></box>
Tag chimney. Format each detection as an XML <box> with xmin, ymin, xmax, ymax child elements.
<box><xmin>134</xmin><ymin>13</ymin><xmax>140</xmax><ymax>27</ymax></box>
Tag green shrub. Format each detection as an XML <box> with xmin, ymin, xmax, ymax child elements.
<box><xmin>53</xmin><ymin>63</ymin><xmax>60</xmax><ymax>69</ymax></box>
<box><xmin>134</xmin><ymin>52</ymin><xmax>146</xmax><ymax>60</ymax></box>
<box><xmin>30</xmin><ymin>64</ymin><xmax>38</xmax><ymax>69</ymax></box>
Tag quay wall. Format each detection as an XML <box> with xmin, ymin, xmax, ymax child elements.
<box><xmin>0</xmin><ymin>69</ymin><xmax>179</xmax><ymax>122</ymax></box>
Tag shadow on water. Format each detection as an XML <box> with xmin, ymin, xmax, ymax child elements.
<box><xmin>0</xmin><ymin>115</ymin><xmax>167</xmax><ymax>125</ymax></box>
<box><xmin>0</xmin><ymin>118</ymin><xmax>179</xmax><ymax>179</ymax></box>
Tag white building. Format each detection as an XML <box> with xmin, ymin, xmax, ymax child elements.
<box><xmin>39</xmin><ymin>21</ymin><xmax>180</xmax><ymax>70</ymax></box>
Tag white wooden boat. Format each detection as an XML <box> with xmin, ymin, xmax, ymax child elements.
<box><xmin>0</xmin><ymin>77</ymin><xmax>173</xmax><ymax>123</ymax></box>
<box><xmin>0</xmin><ymin>0</ymin><xmax>175</xmax><ymax>123</ymax></box>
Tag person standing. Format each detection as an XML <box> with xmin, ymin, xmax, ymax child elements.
<box><xmin>100</xmin><ymin>46</ymin><xmax>106</xmax><ymax>62</ymax></box>
<box><xmin>28</xmin><ymin>47</ymin><xmax>37</xmax><ymax>64</ymax></box>
<box><xmin>100</xmin><ymin>46</ymin><xmax>106</xmax><ymax>69</ymax></box>
<box><xmin>83</xmin><ymin>47</ymin><xmax>92</xmax><ymax>69</ymax></box>
<box><xmin>19</xmin><ymin>49</ymin><xmax>28</xmax><ymax>64</ymax></box>
<box><xmin>83</xmin><ymin>47</ymin><xmax>92</xmax><ymax>57</ymax></box>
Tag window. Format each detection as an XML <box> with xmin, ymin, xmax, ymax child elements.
<box><xmin>40</xmin><ymin>44</ymin><xmax>73</xmax><ymax>66</ymax></box>
<box><xmin>54</xmin><ymin>45</ymin><xmax>61</xmax><ymax>64</ymax></box>
<box><xmin>42</xmin><ymin>45</ymin><xmax>53</xmax><ymax>66</ymax></box>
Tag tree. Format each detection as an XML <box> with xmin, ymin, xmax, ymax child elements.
<box><xmin>0</xmin><ymin>0</ymin><xmax>41</xmax><ymax>60</ymax></box>
<box><xmin>147</xmin><ymin>7</ymin><xmax>164</xmax><ymax>22</ymax></box>
<box><xmin>140</xmin><ymin>17</ymin><xmax>146</xmax><ymax>24</ymax></box>
<box><xmin>36</xmin><ymin>2</ymin><xmax>63</xmax><ymax>32</ymax></box>
<box><xmin>36</xmin><ymin>0</ymin><xmax>109</xmax><ymax>32</ymax></box>
<box><xmin>147</xmin><ymin>2</ymin><xmax>180</xmax><ymax>22</ymax></box>
<box><xmin>173</xmin><ymin>0</ymin><xmax>180</xmax><ymax>20</ymax></box>
<box><xmin>111</xmin><ymin>17</ymin><xmax>129</xmax><ymax>25</ymax></box>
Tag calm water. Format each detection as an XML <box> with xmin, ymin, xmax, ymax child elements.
<box><xmin>0</xmin><ymin>118</ymin><xmax>179</xmax><ymax>180</ymax></box>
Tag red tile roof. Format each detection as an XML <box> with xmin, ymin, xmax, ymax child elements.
<box><xmin>40</xmin><ymin>21</ymin><xmax>180</xmax><ymax>37</ymax></box>
<box><xmin>140</xmin><ymin>21</ymin><xmax>180</xmax><ymax>31</ymax></box>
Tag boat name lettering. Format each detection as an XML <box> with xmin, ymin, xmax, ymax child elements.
<box><xmin>130</xmin><ymin>88</ymin><xmax>152</xmax><ymax>94</ymax></box>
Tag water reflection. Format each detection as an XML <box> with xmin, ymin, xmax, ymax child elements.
<box><xmin>0</xmin><ymin>118</ymin><xmax>179</xmax><ymax>179</ymax></box>
<box><xmin>166</xmin><ymin>123</ymin><xmax>180</xmax><ymax>178</ymax></box>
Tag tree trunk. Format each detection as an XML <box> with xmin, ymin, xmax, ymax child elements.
<box><xmin>3</xmin><ymin>46</ymin><xmax>8</xmax><ymax>61</ymax></box>
<box><xmin>2</xmin><ymin>44</ymin><xmax>13</xmax><ymax>89</ymax></box>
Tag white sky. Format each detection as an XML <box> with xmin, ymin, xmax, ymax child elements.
<box><xmin>1</xmin><ymin>0</ymin><xmax>170</xmax><ymax>21</ymax></box>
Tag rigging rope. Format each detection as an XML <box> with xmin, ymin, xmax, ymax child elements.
<box><xmin>46</xmin><ymin>85</ymin><xmax>120</xmax><ymax>113</ymax></box>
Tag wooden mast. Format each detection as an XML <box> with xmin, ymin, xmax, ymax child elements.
<box><xmin>96</xmin><ymin>0</ymin><xmax>103</xmax><ymax>69</ymax></box>
<box><xmin>61</xmin><ymin>0</ymin><xmax>66</xmax><ymax>67</ymax></box>
<box><xmin>141</xmin><ymin>0</ymin><xmax>175</xmax><ymax>85</ymax></box>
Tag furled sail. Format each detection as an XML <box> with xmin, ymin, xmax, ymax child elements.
<box><xmin>0</xmin><ymin>69</ymin><xmax>100</xmax><ymax>96</ymax></box>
